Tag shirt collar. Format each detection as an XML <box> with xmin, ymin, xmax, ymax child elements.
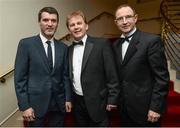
<box><xmin>73</xmin><ymin>34</ymin><xmax>87</xmax><ymax>45</ymax></box>
<box><xmin>39</xmin><ymin>32</ymin><xmax>54</xmax><ymax>44</ymax></box>
<box><xmin>121</xmin><ymin>27</ymin><xmax>136</xmax><ymax>38</ymax></box>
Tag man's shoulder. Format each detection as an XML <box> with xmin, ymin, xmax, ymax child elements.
<box><xmin>54</xmin><ymin>39</ymin><xmax>68</xmax><ymax>48</ymax></box>
<box><xmin>88</xmin><ymin>36</ymin><xmax>107</xmax><ymax>42</ymax></box>
<box><xmin>138</xmin><ymin>30</ymin><xmax>160</xmax><ymax>39</ymax></box>
<box><xmin>87</xmin><ymin>36</ymin><xmax>111</xmax><ymax>46</ymax></box>
<box><xmin>20</xmin><ymin>35</ymin><xmax>39</xmax><ymax>42</ymax></box>
<box><xmin>137</xmin><ymin>30</ymin><xmax>162</xmax><ymax>46</ymax></box>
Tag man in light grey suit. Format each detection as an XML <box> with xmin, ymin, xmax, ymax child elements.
<box><xmin>14</xmin><ymin>7</ymin><xmax>72</xmax><ymax>127</ymax></box>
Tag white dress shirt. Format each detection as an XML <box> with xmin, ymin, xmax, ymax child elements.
<box><xmin>121</xmin><ymin>27</ymin><xmax>136</xmax><ymax>60</ymax></box>
<box><xmin>72</xmin><ymin>34</ymin><xmax>87</xmax><ymax>96</ymax></box>
<box><xmin>40</xmin><ymin>32</ymin><xmax>55</xmax><ymax>67</ymax></box>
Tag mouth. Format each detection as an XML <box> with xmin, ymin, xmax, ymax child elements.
<box><xmin>74</xmin><ymin>30</ymin><xmax>81</xmax><ymax>34</ymax></box>
<box><xmin>122</xmin><ymin>25</ymin><xmax>129</xmax><ymax>29</ymax></box>
<box><xmin>46</xmin><ymin>28</ymin><xmax>54</xmax><ymax>31</ymax></box>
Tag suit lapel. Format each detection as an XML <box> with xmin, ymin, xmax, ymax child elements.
<box><xmin>122</xmin><ymin>30</ymin><xmax>140</xmax><ymax>65</ymax></box>
<box><xmin>81</xmin><ymin>38</ymin><xmax>94</xmax><ymax>72</ymax></box>
<box><xmin>69</xmin><ymin>46</ymin><xmax>74</xmax><ymax>79</ymax></box>
<box><xmin>114</xmin><ymin>39</ymin><xmax>123</xmax><ymax>65</ymax></box>
<box><xmin>52</xmin><ymin>39</ymin><xmax>59</xmax><ymax>74</ymax></box>
<box><xmin>34</xmin><ymin>35</ymin><xmax>50</xmax><ymax>72</ymax></box>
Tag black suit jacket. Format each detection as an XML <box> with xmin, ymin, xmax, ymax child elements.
<box><xmin>14</xmin><ymin>35</ymin><xmax>71</xmax><ymax>118</ymax></box>
<box><xmin>69</xmin><ymin>36</ymin><xmax>119</xmax><ymax>122</ymax></box>
<box><xmin>113</xmin><ymin>30</ymin><xmax>169</xmax><ymax>124</ymax></box>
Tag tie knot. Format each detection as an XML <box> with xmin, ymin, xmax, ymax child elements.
<box><xmin>73</xmin><ymin>41</ymin><xmax>83</xmax><ymax>46</ymax></box>
<box><xmin>121</xmin><ymin>34</ymin><xmax>134</xmax><ymax>42</ymax></box>
<box><xmin>123</xmin><ymin>37</ymin><xmax>130</xmax><ymax>42</ymax></box>
<box><xmin>46</xmin><ymin>41</ymin><xmax>51</xmax><ymax>45</ymax></box>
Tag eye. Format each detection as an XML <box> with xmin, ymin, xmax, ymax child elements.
<box><xmin>51</xmin><ymin>19</ymin><xmax>57</xmax><ymax>23</ymax></box>
<box><xmin>125</xmin><ymin>15</ymin><xmax>134</xmax><ymax>19</ymax></box>
<box><xmin>115</xmin><ymin>17</ymin><xmax>123</xmax><ymax>22</ymax></box>
<box><xmin>42</xmin><ymin>18</ymin><xmax>49</xmax><ymax>22</ymax></box>
<box><xmin>77</xmin><ymin>21</ymin><xmax>82</xmax><ymax>25</ymax></box>
<box><xmin>69</xmin><ymin>23</ymin><xmax>75</xmax><ymax>27</ymax></box>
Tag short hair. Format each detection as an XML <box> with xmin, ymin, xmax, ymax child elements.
<box><xmin>66</xmin><ymin>10</ymin><xmax>87</xmax><ymax>27</ymax></box>
<box><xmin>115</xmin><ymin>4</ymin><xmax>137</xmax><ymax>16</ymax></box>
<box><xmin>38</xmin><ymin>7</ymin><xmax>59</xmax><ymax>22</ymax></box>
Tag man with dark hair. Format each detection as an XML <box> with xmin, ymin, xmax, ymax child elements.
<box><xmin>14</xmin><ymin>7</ymin><xmax>72</xmax><ymax>127</ymax></box>
<box><xmin>113</xmin><ymin>4</ymin><xmax>170</xmax><ymax>127</ymax></box>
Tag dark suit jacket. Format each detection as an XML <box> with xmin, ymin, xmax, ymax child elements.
<box><xmin>113</xmin><ymin>30</ymin><xmax>170</xmax><ymax>124</ymax></box>
<box><xmin>69</xmin><ymin>36</ymin><xmax>119</xmax><ymax>122</ymax></box>
<box><xmin>14</xmin><ymin>35</ymin><xmax>71</xmax><ymax>118</ymax></box>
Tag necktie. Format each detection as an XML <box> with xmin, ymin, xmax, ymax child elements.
<box><xmin>121</xmin><ymin>34</ymin><xmax>134</xmax><ymax>42</ymax></box>
<box><xmin>46</xmin><ymin>41</ymin><xmax>53</xmax><ymax>71</ymax></box>
<box><xmin>116</xmin><ymin>34</ymin><xmax>134</xmax><ymax>46</ymax></box>
<box><xmin>73</xmin><ymin>41</ymin><xmax>83</xmax><ymax>46</ymax></box>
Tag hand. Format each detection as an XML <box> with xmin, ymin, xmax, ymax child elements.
<box><xmin>147</xmin><ymin>110</ymin><xmax>161</xmax><ymax>123</ymax></box>
<box><xmin>22</xmin><ymin>107</ymin><xmax>35</xmax><ymax>122</ymax></box>
<box><xmin>106</xmin><ymin>104</ymin><xmax>117</xmax><ymax>111</ymax></box>
<box><xmin>65</xmin><ymin>102</ymin><xmax>72</xmax><ymax>112</ymax></box>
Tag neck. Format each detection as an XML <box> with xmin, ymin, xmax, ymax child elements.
<box><xmin>122</xmin><ymin>27</ymin><xmax>136</xmax><ymax>37</ymax></box>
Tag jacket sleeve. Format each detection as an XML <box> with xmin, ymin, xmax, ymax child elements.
<box><xmin>148</xmin><ymin>36</ymin><xmax>170</xmax><ymax>114</ymax></box>
<box><xmin>103</xmin><ymin>39</ymin><xmax>120</xmax><ymax>105</ymax></box>
<box><xmin>63</xmin><ymin>46</ymin><xmax>72</xmax><ymax>102</ymax></box>
<box><xmin>14</xmin><ymin>39</ymin><xmax>30</xmax><ymax>111</ymax></box>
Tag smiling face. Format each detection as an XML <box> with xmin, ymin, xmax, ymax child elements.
<box><xmin>39</xmin><ymin>12</ymin><xmax>58</xmax><ymax>40</ymax></box>
<box><xmin>67</xmin><ymin>15</ymin><xmax>88</xmax><ymax>41</ymax></box>
<box><xmin>115</xmin><ymin>6</ymin><xmax>138</xmax><ymax>36</ymax></box>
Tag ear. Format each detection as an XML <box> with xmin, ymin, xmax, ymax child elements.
<box><xmin>86</xmin><ymin>24</ymin><xmax>89</xmax><ymax>30</ymax></box>
<box><xmin>134</xmin><ymin>14</ymin><xmax>138</xmax><ymax>23</ymax></box>
<box><xmin>114</xmin><ymin>20</ymin><xmax>118</xmax><ymax>25</ymax></box>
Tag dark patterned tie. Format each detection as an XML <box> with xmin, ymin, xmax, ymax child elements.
<box><xmin>46</xmin><ymin>41</ymin><xmax>53</xmax><ymax>71</ymax></box>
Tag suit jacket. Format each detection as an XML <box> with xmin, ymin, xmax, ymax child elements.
<box><xmin>69</xmin><ymin>36</ymin><xmax>119</xmax><ymax>122</ymax></box>
<box><xmin>113</xmin><ymin>29</ymin><xmax>170</xmax><ymax>124</ymax></box>
<box><xmin>14</xmin><ymin>35</ymin><xmax>71</xmax><ymax>118</ymax></box>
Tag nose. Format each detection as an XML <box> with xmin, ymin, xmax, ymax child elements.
<box><xmin>74</xmin><ymin>24</ymin><xmax>79</xmax><ymax>29</ymax></box>
<box><xmin>47</xmin><ymin>20</ymin><xmax>53</xmax><ymax>26</ymax></box>
<box><xmin>122</xmin><ymin>17</ymin><xmax>127</xmax><ymax>24</ymax></box>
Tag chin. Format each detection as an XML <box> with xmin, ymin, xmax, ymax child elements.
<box><xmin>74</xmin><ymin>36</ymin><xmax>82</xmax><ymax>40</ymax></box>
<box><xmin>123</xmin><ymin>29</ymin><xmax>131</xmax><ymax>34</ymax></box>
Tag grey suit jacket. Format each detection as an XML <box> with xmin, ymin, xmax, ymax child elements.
<box><xmin>113</xmin><ymin>29</ymin><xmax>169</xmax><ymax>124</ymax></box>
<box><xmin>69</xmin><ymin>36</ymin><xmax>119</xmax><ymax>122</ymax></box>
<box><xmin>14</xmin><ymin>35</ymin><xmax>71</xmax><ymax>118</ymax></box>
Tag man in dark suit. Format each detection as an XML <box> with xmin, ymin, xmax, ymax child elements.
<box><xmin>14</xmin><ymin>7</ymin><xmax>72</xmax><ymax>127</ymax></box>
<box><xmin>66</xmin><ymin>10</ymin><xmax>120</xmax><ymax>127</ymax></box>
<box><xmin>113</xmin><ymin>4</ymin><xmax>170</xmax><ymax>127</ymax></box>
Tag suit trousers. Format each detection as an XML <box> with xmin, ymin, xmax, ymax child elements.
<box><xmin>72</xmin><ymin>93</ymin><xmax>109</xmax><ymax>127</ymax></box>
<box><xmin>29</xmin><ymin>92</ymin><xmax>65</xmax><ymax>127</ymax></box>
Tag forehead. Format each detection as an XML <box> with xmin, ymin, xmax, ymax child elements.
<box><xmin>41</xmin><ymin>12</ymin><xmax>57</xmax><ymax>19</ymax></box>
<box><xmin>116</xmin><ymin>7</ymin><xmax>134</xmax><ymax>17</ymax></box>
<box><xmin>68</xmin><ymin>15</ymin><xmax>84</xmax><ymax>23</ymax></box>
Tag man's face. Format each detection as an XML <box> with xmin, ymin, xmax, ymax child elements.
<box><xmin>39</xmin><ymin>12</ymin><xmax>58</xmax><ymax>39</ymax></box>
<box><xmin>67</xmin><ymin>15</ymin><xmax>88</xmax><ymax>41</ymax></box>
<box><xmin>115</xmin><ymin>6</ymin><xmax>137</xmax><ymax>35</ymax></box>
